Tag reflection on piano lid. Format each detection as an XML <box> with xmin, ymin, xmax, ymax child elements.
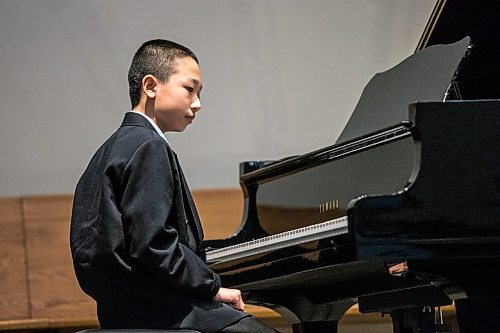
<box><xmin>336</xmin><ymin>36</ymin><xmax>471</xmax><ymax>143</ymax></box>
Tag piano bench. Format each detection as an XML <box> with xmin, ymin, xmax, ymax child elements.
<box><xmin>76</xmin><ymin>328</ymin><xmax>201</xmax><ymax>333</ymax></box>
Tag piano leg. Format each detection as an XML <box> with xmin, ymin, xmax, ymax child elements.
<box><xmin>291</xmin><ymin>321</ymin><xmax>339</xmax><ymax>333</ymax></box>
<box><xmin>358</xmin><ymin>285</ymin><xmax>455</xmax><ymax>333</ymax></box>
<box><xmin>390</xmin><ymin>307</ymin><xmax>441</xmax><ymax>333</ymax></box>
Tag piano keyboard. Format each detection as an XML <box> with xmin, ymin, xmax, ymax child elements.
<box><xmin>205</xmin><ymin>216</ymin><xmax>349</xmax><ymax>263</ymax></box>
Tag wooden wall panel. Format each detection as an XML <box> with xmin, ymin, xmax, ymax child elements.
<box><xmin>22</xmin><ymin>195</ymin><xmax>96</xmax><ymax>319</ymax></box>
<box><xmin>0</xmin><ymin>189</ymin><xmax>261</xmax><ymax>325</ymax></box>
<box><xmin>192</xmin><ymin>188</ymin><xmax>244</xmax><ymax>240</ymax></box>
<box><xmin>0</xmin><ymin>198</ymin><xmax>29</xmax><ymax>320</ymax></box>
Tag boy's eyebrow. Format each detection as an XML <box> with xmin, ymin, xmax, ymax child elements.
<box><xmin>191</xmin><ymin>78</ymin><xmax>203</xmax><ymax>93</ymax></box>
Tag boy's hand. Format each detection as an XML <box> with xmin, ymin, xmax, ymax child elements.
<box><xmin>214</xmin><ymin>287</ymin><xmax>246</xmax><ymax>311</ymax></box>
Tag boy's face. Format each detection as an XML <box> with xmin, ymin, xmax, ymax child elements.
<box><xmin>149</xmin><ymin>56</ymin><xmax>202</xmax><ymax>132</ymax></box>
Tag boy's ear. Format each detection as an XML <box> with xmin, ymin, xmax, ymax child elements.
<box><xmin>142</xmin><ymin>75</ymin><xmax>158</xmax><ymax>99</ymax></box>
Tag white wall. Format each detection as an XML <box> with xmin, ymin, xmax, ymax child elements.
<box><xmin>0</xmin><ymin>0</ymin><xmax>436</xmax><ymax>196</ymax></box>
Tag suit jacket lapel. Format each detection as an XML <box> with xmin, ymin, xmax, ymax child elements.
<box><xmin>121</xmin><ymin>113</ymin><xmax>203</xmax><ymax>247</ymax></box>
<box><xmin>174</xmin><ymin>153</ymin><xmax>204</xmax><ymax>246</ymax></box>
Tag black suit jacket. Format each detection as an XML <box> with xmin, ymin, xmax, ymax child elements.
<box><xmin>70</xmin><ymin>113</ymin><xmax>246</xmax><ymax>332</ymax></box>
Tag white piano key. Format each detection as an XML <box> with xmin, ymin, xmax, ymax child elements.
<box><xmin>205</xmin><ymin>216</ymin><xmax>348</xmax><ymax>263</ymax></box>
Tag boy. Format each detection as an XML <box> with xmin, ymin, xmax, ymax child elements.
<box><xmin>70</xmin><ymin>39</ymin><xmax>280</xmax><ymax>333</ymax></box>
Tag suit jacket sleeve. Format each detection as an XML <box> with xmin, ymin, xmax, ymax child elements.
<box><xmin>120</xmin><ymin>138</ymin><xmax>220</xmax><ymax>299</ymax></box>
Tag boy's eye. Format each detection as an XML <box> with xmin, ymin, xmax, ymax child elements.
<box><xmin>185</xmin><ymin>86</ymin><xmax>194</xmax><ymax>93</ymax></box>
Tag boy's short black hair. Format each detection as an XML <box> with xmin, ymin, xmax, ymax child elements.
<box><xmin>128</xmin><ymin>39</ymin><xmax>199</xmax><ymax>109</ymax></box>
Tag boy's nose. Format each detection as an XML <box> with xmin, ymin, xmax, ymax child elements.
<box><xmin>191</xmin><ymin>97</ymin><xmax>201</xmax><ymax>112</ymax></box>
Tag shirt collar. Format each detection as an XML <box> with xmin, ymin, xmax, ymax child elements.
<box><xmin>127</xmin><ymin>111</ymin><xmax>168</xmax><ymax>143</ymax></box>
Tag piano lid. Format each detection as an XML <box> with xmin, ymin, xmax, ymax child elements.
<box><xmin>417</xmin><ymin>0</ymin><xmax>500</xmax><ymax>100</ymax></box>
<box><xmin>336</xmin><ymin>36</ymin><xmax>470</xmax><ymax>144</ymax></box>
<box><xmin>417</xmin><ymin>0</ymin><xmax>500</xmax><ymax>51</ymax></box>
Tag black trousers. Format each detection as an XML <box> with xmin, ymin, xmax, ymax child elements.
<box><xmin>219</xmin><ymin>316</ymin><xmax>281</xmax><ymax>333</ymax></box>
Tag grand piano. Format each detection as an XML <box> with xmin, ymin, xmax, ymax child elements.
<box><xmin>202</xmin><ymin>1</ymin><xmax>500</xmax><ymax>332</ymax></box>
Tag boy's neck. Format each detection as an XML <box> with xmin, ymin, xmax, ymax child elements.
<box><xmin>133</xmin><ymin>104</ymin><xmax>154</xmax><ymax>120</ymax></box>
<box><xmin>133</xmin><ymin>98</ymin><xmax>156</xmax><ymax>120</ymax></box>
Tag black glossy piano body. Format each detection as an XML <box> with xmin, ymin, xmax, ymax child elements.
<box><xmin>202</xmin><ymin>1</ymin><xmax>500</xmax><ymax>332</ymax></box>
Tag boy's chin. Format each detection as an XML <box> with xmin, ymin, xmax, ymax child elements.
<box><xmin>167</xmin><ymin>126</ymin><xmax>188</xmax><ymax>133</ymax></box>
